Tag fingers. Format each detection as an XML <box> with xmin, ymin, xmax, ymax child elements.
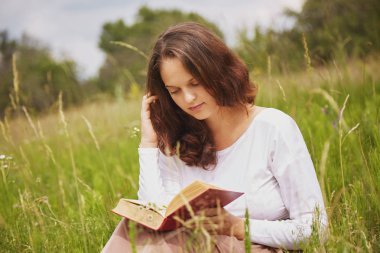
<box><xmin>201</xmin><ymin>218</ymin><xmax>224</xmax><ymax>234</ymax></box>
<box><xmin>143</xmin><ymin>93</ymin><xmax>158</xmax><ymax>101</ymax></box>
<box><xmin>202</xmin><ymin>223</ymin><xmax>219</xmax><ymax>234</ymax></box>
<box><xmin>144</xmin><ymin>94</ymin><xmax>158</xmax><ymax>103</ymax></box>
<box><xmin>142</xmin><ymin>93</ymin><xmax>159</xmax><ymax>114</ymax></box>
<box><xmin>194</xmin><ymin>208</ymin><xmax>236</xmax><ymax>236</ymax></box>
<box><xmin>196</xmin><ymin>207</ymin><xmax>224</xmax><ymax>217</ymax></box>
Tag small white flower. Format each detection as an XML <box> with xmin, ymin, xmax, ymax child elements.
<box><xmin>0</xmin><ymin>155</ymin><xmax>5</xmax><ymax>160</ymax></box>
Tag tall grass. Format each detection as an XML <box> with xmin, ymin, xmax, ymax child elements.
<box><xmin>0</xmin><ymin>57</ymin><xmax>379</xmax><ymax>252</ymax></box>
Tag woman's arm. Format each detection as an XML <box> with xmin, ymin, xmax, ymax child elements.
<box><xmin>248</xmin><ymin>158</ymin><xmax>328</xmax><ymax>249</ymax></box>
<box><xmin>139</xmin><ymin>93</ymin><xmax>158</xmax><ymax>148</ymax></box>
<box><xmin>137</xmin><ymin>148</ymin><xmax>181</xmax><ymax>206</ymax></box>
<box><xmin>248</xmin><ymin>114</ymin><xmax>328</xmax><ymax>249</ymax></box>
<box><xmin>136</xmin><ymin>94</ymin><xmax>181</xmax><ymax>206</ymax></box>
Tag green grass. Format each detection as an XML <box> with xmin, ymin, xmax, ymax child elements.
<box><xmin>0</xmin><ymin>58</ymin><xmax>379</xmax><ymax>252</ymax></box>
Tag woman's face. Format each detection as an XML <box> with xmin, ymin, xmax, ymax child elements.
<box><xmin>160</xmin><ymin>57</ymin><xmax>219</xmax><ymax>121</ymax></box>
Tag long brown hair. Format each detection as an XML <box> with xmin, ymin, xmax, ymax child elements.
<box><xmin>146</xmin><ymin>22</ymin><xmax>257</xmax><ymax>169</ymax></box>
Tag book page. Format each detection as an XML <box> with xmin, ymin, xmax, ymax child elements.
<box><xmin>165</xmin><ymin>181</ymin><xmax>207</xmax><ymax>215</ymax></box>
<box><xmin>112</xmin><ymin>181</ymin><xmax>243</xmax><ymax>231</ymax></box>
<box><xmin>165</xmin><ymin>181</ymin><xmax>228</xmax><ymax>216</ymax></box>
<box><xmin>125</xmin><ymin>199</ymin><xmax>167</xmax><ymax>216</ymax></box>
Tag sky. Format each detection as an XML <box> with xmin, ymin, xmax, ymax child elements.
<box><xmin>0</xmin><ymin>0</ymin><xmax>304</xmax><ymax>79</ymax></box>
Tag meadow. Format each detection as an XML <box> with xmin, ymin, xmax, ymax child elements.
<box><xmin>0</xmin><ymin>57</ymin><xmax>379</xmax><ymax>252</ymax></box>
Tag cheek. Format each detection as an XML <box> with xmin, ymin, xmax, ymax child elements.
<box><xmin>201</xmin><ymin>89</ymin><xmax>214</xmax><ymax>102</ymax></box>
<box><xmin>202</xmin><ymin>92</ymin><xmax>215</xmax><ymax>105</ymax></box>
<box><xmin>171</xmin><ymin>96</ymin><xmax>185</xmax><ymax>108</ymax></box>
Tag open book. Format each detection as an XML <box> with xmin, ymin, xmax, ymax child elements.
<box><xmin>112</xmin><ymin>180</ymin><xmax>243</xmax><ymax>231</ymax></box>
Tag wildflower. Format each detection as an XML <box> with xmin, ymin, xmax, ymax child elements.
<box><xmin>321</xmin><ymin>105</ymin><xmax>329</xmax><ymax>115</ymax></box>
<box><xmin>130</xmin><ymin>126</ymin><xmax>141</xmax><ymax>138</ymax></box>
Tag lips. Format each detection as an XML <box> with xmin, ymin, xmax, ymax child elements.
<box><xmin>189</xmin><ymin>103</ymin><xmax>204</xmax><ymax>111</ymax></box>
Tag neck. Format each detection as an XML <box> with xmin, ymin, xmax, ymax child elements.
<box><xmin>205</xmin><ymin>104</ymin><xmax>252</xmax><ymax>138</ymax></box>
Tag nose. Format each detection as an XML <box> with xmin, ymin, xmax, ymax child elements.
<box><xmin>183</xmin><ymin>89</ymin><xmax>196</xmax><ymax>103</ymax></box>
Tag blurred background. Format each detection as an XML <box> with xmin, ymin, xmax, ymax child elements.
<box><xmin>1</xmin><ymin>0</ymin><xmax>378</xmax><ymax>118</ymax></box>
<box><xmin>1</xmin><ymin>0</ymin><xmax>379</xmax><ymax>252</ymax></box>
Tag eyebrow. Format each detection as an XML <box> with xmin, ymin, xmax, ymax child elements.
<box><xmin>165</xmin><ymin>78</ymin><xmax>194</xmax><ymax>88</ymax></box>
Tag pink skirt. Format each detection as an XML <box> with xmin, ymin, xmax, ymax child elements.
<box><xmin>102</xmin><ymin>218</ymin><xmax>283</xmax><ymax>253</ymax></box>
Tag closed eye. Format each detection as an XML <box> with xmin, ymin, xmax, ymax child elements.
<box><xmin>166</xmin><ymin>81</ymin><xmax>198</xmax><ymax>95</ymax></box>
<box><xmin>168</xmin><ymin>89</ymin><xmax>179</xmax><ymax>94</ymax></box>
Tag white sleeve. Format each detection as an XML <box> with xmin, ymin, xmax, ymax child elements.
<box><xmin>249</xmin><ymin>115</ymin><xmax>328</xmax><ymax>249</ymax></box>
<box><xmin>137</xmin><ymin>148</ymin><xmax>181</xmax><ymax>206</ymax></box>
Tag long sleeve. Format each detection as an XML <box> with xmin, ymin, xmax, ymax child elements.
<box><xmin>249</xmin><ymin>114</ymin><xmax>328</xmax><ymax>249</ymax></box>
<box><xmin>137</xmin><ymin>148</ymin><xmax>181</xmax><ymax>206</ymax></box>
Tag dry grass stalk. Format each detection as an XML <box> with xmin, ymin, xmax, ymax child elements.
<box><xmin>22</xmin><ymin>107</ymin><xmax>39</xmax><ymax>138</ymax></box>
<box><xmin>111</xmin><ymin>41</ymin><xmax>148</xmax><ymax>60</ymax></box>
<box><xmin>82</xmin><ymin>116</ymin><xmax>100</xmax><ymax>151</ymax></box>
<box><xmin>302</xmin><ymin>33</ymin><xmax>313</xmax><ymax>74</ymax></box>
<box><xmin>12</xmin><ymin>53</ymin><xmax>20</xmax><ymax>107</ymax></box>
<box><xmin>319</xmin><ymin>140</ymin><xmax>330</xmax><ymax>203</ymax></box>
<box><xmin>276</xmin><ymin>79</ymin><xmax>287</xmax><ymax>102</ymax></box>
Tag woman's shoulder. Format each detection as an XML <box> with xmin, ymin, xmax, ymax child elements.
<box><xmin>254</xmin><ymin>107</ymin><xmax>296</xmax><ymax>129</ymax></box>
<box><xmin>252</xmin><ymin>107</ymin><xmax>305</xmax><ymax>146</ymax></box>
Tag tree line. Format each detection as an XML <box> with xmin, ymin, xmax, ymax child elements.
<box><xmin>1</xmin><ymin>0</ymin><xmax>379</xmax><ymax>118</ymax></box>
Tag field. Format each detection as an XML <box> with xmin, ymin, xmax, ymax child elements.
<box><xmin>0</xmin><ymin>58</ymin><xmax>379</xmax><ymax>252</ymax></box>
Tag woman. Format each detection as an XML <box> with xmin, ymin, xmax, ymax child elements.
<box><xmin>102</xmin><ymin>22</ymin><xmax>327</xmax><ymax>252</ymax></box>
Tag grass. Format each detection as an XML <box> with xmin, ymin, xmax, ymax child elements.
<box><xmin>0</xmin><ymin>57</ymin><xmax>379</xmax><ymax>252</ymax></box>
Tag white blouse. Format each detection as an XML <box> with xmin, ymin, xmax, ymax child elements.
<box><xmin>137</xmin><ymin>108</ymin><xmax>327</xmax><ymax>249</ymax></box>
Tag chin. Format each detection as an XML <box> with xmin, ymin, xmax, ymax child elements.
<box><xmin>189</xmin><ymin>112</ymin><xmax>210</xmax><ymax>121</ymax></box>
<box><xmin>192</xmin><ymin>116</ymin><xmax>206</xmax><ymax>121</ymax></box>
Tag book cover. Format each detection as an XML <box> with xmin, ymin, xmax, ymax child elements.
<box><xmin>111</xmin><ymin>180</ymin><xmax>244</xmax><ymax>231</ymax></box>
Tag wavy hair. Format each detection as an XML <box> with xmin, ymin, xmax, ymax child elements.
<box><xmin>146</xmin><ymin>22</ymin><xmax>257</xmax><ymax>169</ymax></box>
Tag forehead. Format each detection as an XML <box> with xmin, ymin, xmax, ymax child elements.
<box><xmin>160</xmin><ymin>57</ymin><xmax>193</xmax><ymax>87</ymax></box>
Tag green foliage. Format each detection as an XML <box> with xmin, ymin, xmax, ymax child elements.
<box><xmin>293</xmin><ymin>0</ymin><xmax>380</xmax><ymax>60</ymax></box>
<box><xmin>0</xmin><ymin>32</ymin><xmax>83</xmax><ymax>118</ymax></box>
<box><xmin>235</xmin><ymin>0</ymin><xmax>380</xmax><ymax>74</ymax></box>
<box><xmin>244</xmin><ymin>208</ymin><xmax>251</xmax><ymax>252</ymax></box>
<box><xmin>0</xmin><ymin>58</ymin><xmax>379</xmax><ymax>251</ymax></box>
<box><xmin>0</xmin><ymin>31</ymin><xmax>17</xmax><ymax>117</ymax></box>
<box><xmin>3</xmin><ymin>2</ymin><xmax>379</xmax><ymax>118</ymax></box>
<box><xmin>96</xmin><ymin>6</ymin><xmax>224</xmax><ymax>95</ymax></box>
<box><xmin>236</xmin><ymin>27</ymin><xmax>305</xmax><ymax>75</ymax></box>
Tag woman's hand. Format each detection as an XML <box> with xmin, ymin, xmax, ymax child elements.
<box><xmin>140</xmin><ymin>93</ymin><xmax>159</xmax><ymax>148</ymax></box>
<box><xmin>196</xmin><ymin>207</ymin><xmax>245</xmax><ymax>240</ymax></box>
